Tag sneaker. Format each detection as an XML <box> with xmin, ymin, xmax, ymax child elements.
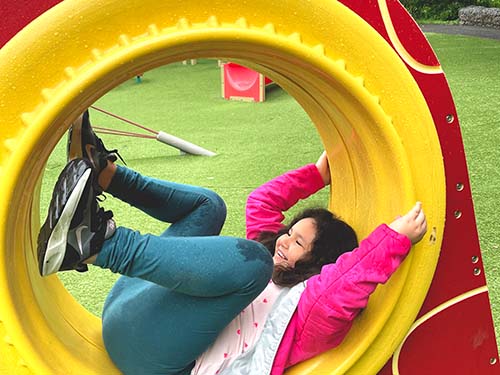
<box><xmin>38</xmin><ymin>158</ymin><xmax>116</xmax><ymax>276</ymax></box>
<box><xmin>67</xmin><ymin>110</ymin><xmax>125</xmax><ymax>193</ymax></box>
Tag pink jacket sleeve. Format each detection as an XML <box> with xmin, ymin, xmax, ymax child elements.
<box><xmin>245</xmin><ymin>164</ymin><xmax>325</xmax><ymax>240</ymax></box>
<box><xmin>288</xmin><ymin>224</ymin><xmax>412</xmax><ymax>363</ymax></box>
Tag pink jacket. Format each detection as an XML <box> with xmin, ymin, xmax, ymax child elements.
<box><xmin>245</xmin><ymin>164</ymin><xmax>412</xmax><ymax>375</ymax></box>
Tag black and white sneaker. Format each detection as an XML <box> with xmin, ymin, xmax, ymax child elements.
<box><xmin>37</xmin><ymin>158</ymin><xmax>116</xmax><ymax>276</ymax></box>
<box><xmin>67</xmin><ymin>110</ymin><xmax>125</xmax><ymax>193</ymax></box>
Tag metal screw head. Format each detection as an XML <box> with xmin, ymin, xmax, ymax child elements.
<box><xmin>456</xmin><ymin>183</ymin><xmax>464</xmax><ymax>191</ymax></box>
<box><xmin>446</xmin><ymin>114</ymin><xmax>455</xmax><ymax>123</ymax></box>
<box><xmin>473</xmin><ymin>268</ymin><xmax>481</xmax><ymax>276</ymax></box>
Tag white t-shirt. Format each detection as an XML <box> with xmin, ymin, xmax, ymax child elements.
<box><xmin>191</xmin><ymin>280</ymin><xmax>283</xmax><ymax>375</ymax></box>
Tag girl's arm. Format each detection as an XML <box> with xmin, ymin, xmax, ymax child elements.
<box><xmin>290</xmin><ymin>203</ymin><xmax>426</xmax><ymax>360</ymax></box>
<box><xmin>245</xmin><ymin>163</ymin><xmax>325</xmax><ymax>240</ymax></box>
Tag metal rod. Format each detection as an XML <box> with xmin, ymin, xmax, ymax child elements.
<box><xmin>89</xmin><ymin>107</ymin><xmax>217</xmax><ymax>156</ymax></box>
<box><xmin>94</xmin><ymin>126</ymin><xmax>156</xmax><ymax>139</ymax></box>
<box><xmin>156</xmin><ymin>131</ymin><xmax>216</xmax><ymax>157</ymax></box>
<box><xmin>90</xmin><ymin>105</ymin><xmax>158</xmax><ymax>135</ymax></box>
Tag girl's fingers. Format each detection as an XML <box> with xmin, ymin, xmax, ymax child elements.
<box><xmin>412</xmin><ymin>202</ymin><xmax>422</xmax><ymax>216</ymax></box>
<box><xmin>416</xmin><ymin>208</ymin><xmax>425</xmax><ymax>223</ymax></box>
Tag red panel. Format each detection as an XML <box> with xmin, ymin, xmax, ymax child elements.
<box><xmin>0</xmin><ymin>0</ymin><xmax>62</xmax><ymax>48</ymax></box>
<box><xmin>338</xmin><ymin>0</ymin><xmax>390</xmax><ymax>41</ymax></box>
<box><xmin>222</xmin><ymin>63</ymin><xmax>269</xmax><ymax>102</ymax></box>
<box><xmin>337</xmin><ymin>1</ymin><xmax>499</xmax><ymax>373</ymax></box>
<box><xmin>398</xmin><ymin>293</ymin><xmax>498</xmax><ymax>374</ymax></box>
<box><xmin>410</xmin><ymin>71</ymin><xmax>486</xmax><ymax>314</ymax></box>
<box><xmin>386</xmin><ymin>0</ymin><xmax>440</xmax><ymax>66</ymax></box>
<box><xmin>338</xmin><ymin>0</ymin><xmax>438</xmax><ymax>67</ymax></box>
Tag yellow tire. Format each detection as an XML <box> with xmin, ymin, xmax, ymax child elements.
<box><xmin>0</xmin><ymin>0</ymin><xmax>445</xmax><ymax>373</ymax></box>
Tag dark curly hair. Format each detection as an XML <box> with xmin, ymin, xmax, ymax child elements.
<box><xmin>257</xmin><ymin>208</ymin><xmax>358</xmax><ymax>287</ymax></box>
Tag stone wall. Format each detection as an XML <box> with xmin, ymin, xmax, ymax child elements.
<box><xmin>459</xmin><ymin>6</ymin><xmax>500</xmax><ymax>29</ymax></box>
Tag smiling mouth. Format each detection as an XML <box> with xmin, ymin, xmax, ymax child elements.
<box><xmin>277</xmin><ymin>249</ymin><xmax>288</xmax><ymax>261</ymax></box>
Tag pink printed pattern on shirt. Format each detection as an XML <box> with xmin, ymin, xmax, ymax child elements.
<box><xmin>191</xmin><ymin>281</ymin><xmax>283</xmax><ymax>375</ymax></box>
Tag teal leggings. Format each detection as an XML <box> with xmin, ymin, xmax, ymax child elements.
<box><xmin>95</xmin><ymin>166</ymin><xmax>273</xmax><ymax>375</ymax></box>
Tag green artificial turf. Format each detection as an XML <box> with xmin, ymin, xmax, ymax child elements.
<box><xmin>40</xmin><ymin>35</ymin><xmax>500</xmax><ymax>345</ymax></box>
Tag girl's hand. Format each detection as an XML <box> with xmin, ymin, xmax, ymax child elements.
<box><xmin>389</xmin><ymin>202</ymin><xmax>427</xmax><ymax>244</ymax></box>
<box><xmin>315</xmin><ymin>151</ymin><xmax>331</xmax><ymax>186</ymax></box>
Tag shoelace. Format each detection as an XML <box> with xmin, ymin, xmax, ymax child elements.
<box><xmin>92</xmin><ymin>137</ymin><xmax>126</xmax><ymax>201</ymax></box>
<box><xmin>98</xmin><ymin>207</ymin><xmax>114</xmax><ymax>222</ymax></box>
<box><xmin>97</xmin><ymin>137</ymin><xmax>127</xmax><ymax>165</ymax></box>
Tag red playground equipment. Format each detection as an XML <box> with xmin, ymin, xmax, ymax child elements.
<box><xmin>221</xmin><ymin>62</ymin><xmax>273</xmax><ymax>102</ymax></box>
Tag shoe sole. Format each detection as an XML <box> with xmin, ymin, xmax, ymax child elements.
<box><xmin>38</xmin><ymin>165</ymin><xmax>92</xmax><ymax>276</ymax></box>
<box><xmin>67</xmin><ymin>115</ymin><xmax>83</xmax><ymax>161</ymax></box>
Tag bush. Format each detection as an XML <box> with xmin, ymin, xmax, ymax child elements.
<box><xmin>400</xmin><ymin>0</ymin><xmax>500</xmax><ymax>20</ymax></box>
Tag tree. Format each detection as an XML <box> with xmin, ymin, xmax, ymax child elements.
<box><xmin>400</xmin><ymin>0</ymin><xmax>500</xmax><ymax>20</ymax></box>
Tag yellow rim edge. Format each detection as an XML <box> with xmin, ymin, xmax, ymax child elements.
<box><xmin>0</xmin><ymin>0</ymin><xmax>445</xmax><ymax>373</ymax></box>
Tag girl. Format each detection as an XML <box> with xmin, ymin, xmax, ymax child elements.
<box><xmin>38</xmin><ymin>112</ymin><xmax>427</xmax><ymax>375</ymax></box>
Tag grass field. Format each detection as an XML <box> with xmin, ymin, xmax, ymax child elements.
<box><xmin>39</xmin><ymin>33</ymin><xmax>500</xmax><ymax>344</ymax></box>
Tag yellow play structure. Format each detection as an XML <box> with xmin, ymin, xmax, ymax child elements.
<box><xmin>0</xmin><ymin>0</ymin><xmax>453</xmax><ymax>373</ymax></box>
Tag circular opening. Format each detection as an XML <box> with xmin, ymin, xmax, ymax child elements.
<box><xmin>21</xmin><ymin>41</ymin><xmax>412</xmax><ymax>373</ymax></box>
<box><xmin>7</xmin><ymin>44</ymin><xmax>424</xmax><ymax>373</ymax></box>
<box><xmin>456</xmin><ymin>183</ymin><xmax>464</xmax><ymax>192</ymax></box>
<box><xmin>38</xmin><ymin>60</ymin><xmax>327</xmax><ymax>314</ymax></box>
<box><xmin>446</xmin><ymin>114</ymin><xmax>455</xmax><ymax>124</ymax></box>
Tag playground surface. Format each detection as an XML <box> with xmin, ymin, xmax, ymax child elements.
<box><xmin>421</xmin><ymin>24</ymin><xmax>500</xmax><ymax>40</ymax></box>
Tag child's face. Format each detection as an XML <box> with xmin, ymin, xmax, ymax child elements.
<box><xmin>273</xmin><ymin>218</ymin><xmax>316</xmax><ymax>268</ymax></box>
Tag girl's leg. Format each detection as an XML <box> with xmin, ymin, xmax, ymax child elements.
<box><xmin>97</xmin><ymin>165</ymin><xmax>269</xmax><ymax>373</ymax></box>
<box><xmin>105</xmin><ymin>165</ymin><xmax>227</xmax><ymax>237</ymax></box>
<box><xmin>96</xmin><ymin>230</ymin><xmax>273</xmax><ymax>375</ymax></box>
<box><xmin>96</xmin><ymin>228</ymin><xmax>272</xmax><ymax>298</ymax></box>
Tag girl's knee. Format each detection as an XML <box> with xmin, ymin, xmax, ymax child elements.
<box><xmin>235</xmin><ymin>239</ymin><xmax>273</xmax><ymax>290</ymax></box>
<box><xmin>199</xmin><ymin>188</ymin><xmax>227</xmax><ymax>222</ymax></box>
